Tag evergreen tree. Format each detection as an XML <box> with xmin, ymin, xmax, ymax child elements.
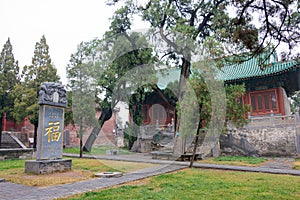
<box><xmin>22</xmin><ymin>35</ymin><xmax>59</xmax><ymax>87</ymax></box>
<box><xmin>0</xmin><ymin>38</ymin><xmax>20</xmax><ymax>147</ymax></box>
<box><xmin>13</xmin><ymin>35</ymin><xmax>60</xmax><ymax>148</ymax></box>
<box><xmin>67</xmin><ymin>41</ymin><xmax>98</xmax><ymax>157</ymax></box>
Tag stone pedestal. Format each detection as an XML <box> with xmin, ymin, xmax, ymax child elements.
<box><xmin>25</xmin><ymin>159</ymin><xmax>72</xmax><ymax>174</ymax></box>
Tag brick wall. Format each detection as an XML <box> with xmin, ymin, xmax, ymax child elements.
<box><xmin>65</xmin><ymin>111</ymin><xmax>116</xmax><ymax>147</ymax></box>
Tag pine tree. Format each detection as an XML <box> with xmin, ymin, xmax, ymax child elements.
<box><xmin>13</xmin><ymin>35</ymin><xmax>60</xmax><ymax>148</ymax></box>
<box><xmin>0</xmin><ymin>38</ymin><xmax>20</xmax><ymax>147</ymax></box>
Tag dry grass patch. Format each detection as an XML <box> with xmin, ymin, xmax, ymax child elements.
<box><xmin>0</xmin><ymin>158</ymin><xmax>157</xmax><ymax>187</ymax></box>
<box><xmin>1</xmin><ymin>169</ymin><xmax>91</xmax><ymax>186</ymax></box>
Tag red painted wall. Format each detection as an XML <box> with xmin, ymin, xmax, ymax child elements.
<box><xmin>64</xmin><ymin>110</ymin><xmax>116</xmax><ymax>147</ymax></box>
<box><xmin>1</xmin><ymin>114</ymin><xmax>34</xmax><ymax>133</ymax></box>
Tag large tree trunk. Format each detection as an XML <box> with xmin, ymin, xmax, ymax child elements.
<box><xmin>173</xmin><ymin>58</ymin><xmax>191</xmax><ymax>154</ymax></box>
<box><xmin>175</xmin><ymin>58</ymin><xmax>191</xmax><ymax>134</ymax></box>
<box><xmin>83</xmin><ymin>108</ymin><xmax>112</xmax><ymax>152</ymax></box>
<box><xmin>189</xmin><ymin>119</ymin><xmax>204</xmax><ymax>168</ymax></box>
<box><xmin>189</xmin><ymin>99</ymin><xmax>205</xmax><ymax>168</ymax></box>
<box><xmin>178</xmin><ymin>58</ymin><xmax>191</xmax><ymax>101</ymax></box>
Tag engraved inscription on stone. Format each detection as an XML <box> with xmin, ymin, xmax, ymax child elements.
<box><xmin>36</xmin><ymin>105</ymin><xmax>64</xmax><ymax>160</ymax></box>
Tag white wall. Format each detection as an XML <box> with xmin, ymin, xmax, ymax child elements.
<box><xmin>115</xmin><ymin>101</ymin><xmax>129</xmax><ymax>129</ymax></box>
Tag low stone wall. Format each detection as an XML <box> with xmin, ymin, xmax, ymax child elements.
<box><xmin>0</xmin><ymin>148</ymin><xmax>34</xmax><ymax>160</ymax></box>
<box><xmin>221</xmin><ymin>125</ymin><xmax>298</xmax><ymax>157</ymax></box>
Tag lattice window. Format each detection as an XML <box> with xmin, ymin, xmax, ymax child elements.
<box><xmin>249</xmin><ymin>89</ymin><xmax>278</xmax><ymax>113</ymax></box>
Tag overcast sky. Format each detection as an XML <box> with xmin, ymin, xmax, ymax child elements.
<box><xmin>0</xmin><ymin>0</ymin><xmax>126</xmax><ymax>84</ymax></box>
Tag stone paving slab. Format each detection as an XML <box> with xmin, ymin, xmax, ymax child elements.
<box><xmin>259</xmin><ymin>158</ymin><xmax>295</xmax><ymax>169</ymax></box>
<box><xmin>192</xmin><ymin>163</ymin><xmax>300</xmax><ymax>176</ymax></box>
<box><xmin>64</xmin><ymin>153</ymin><xmax>300</xmax><ymax>176</ymax></box>
<box><xmin>0</xmin><ymin>164</ymin><xmax>185</xmax><ymax>200</ymax></box>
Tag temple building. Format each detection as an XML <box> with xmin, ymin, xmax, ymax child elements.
<box><xmin>131</xmin><ymin>52</ymin><xmax>300</xmax><ymax>125</ymax></box>
<box><xmin>219</xmin><ymin>53</ymin><xmax>299</xmax><ymax>116</ymax></box>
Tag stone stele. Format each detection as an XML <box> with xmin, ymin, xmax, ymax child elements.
<box><xmin>25</xmin><ymin>82</ymin><xmax>72</xmax><ymax>174</ymax></box>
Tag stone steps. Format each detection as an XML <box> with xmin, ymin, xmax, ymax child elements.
<box><xmin>1</xmin><ymin>132</ymin><xmax>23</xmax><ymax>148</ymax></box>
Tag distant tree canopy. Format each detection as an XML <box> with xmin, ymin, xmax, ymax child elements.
<box><xmin>106</xmin><ymin>0</ymin><xmax>299</xmax><ymax>59</ymax></box>
<box><xmin>106</xmin><ymin>0</ymin><xmax>299</xmax><ymax>102</ymax></box>
<box><xmin>0</xmin><ymin>38</ymin><xmax>20</xmax><ymax>147</ymax></box>
<box><xmin>0</xmin><ymin>38</ymin><xmax>19</xmax><ymax>119</ymax></box>
<box><xmin>13</xmin><ymin>35</ymin><xmax>60</xmax><ymax>148</ymax></box>
<box><xmin>104</xmin><ymin>0</ymin><xmax>299</xmax><ymax>131</ymax></box>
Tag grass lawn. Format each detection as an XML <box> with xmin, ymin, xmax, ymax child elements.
<box><xmin>63</xmin><ymin>146</ymin><xmax>132</xmax><ymax>155</ymax></box>
<box><xmin>198</xmin><ymin>156</ymin><xmax>268</xmax><ymax>166</ymax></box>
<box><xmin>63</xmin><ymin>168</ymin><xmax>300</xmax><ymax>200</ymax></box>
<box><xmin>0</xmin><ymin>158</ymin><xmax>157</xmax><ymax>186</ymax></box>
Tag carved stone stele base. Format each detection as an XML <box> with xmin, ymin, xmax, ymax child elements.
<box><xmin>25</xmin><ymin>159</ymin><xmax>72</xmax><ymax>174</ymax></box>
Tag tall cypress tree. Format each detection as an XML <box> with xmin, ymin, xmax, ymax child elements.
<box><xmin>23</xmin><ymin>35</ymin><xmax>59</xmax><ymax>87</ymax></box>
<box><xmin>0</xmin><ymin>38</ymin><xmax>20</xmax><ymax>147</ymax></box>
<box><xmin>13</xmin><ymin>35</ymin><xmax>59</xmax><ymax>148</ymax></box>
<box><xmin>67</xmin><ymin>42</ymin><xmax>98</xmax><ymax>157</ymax></box>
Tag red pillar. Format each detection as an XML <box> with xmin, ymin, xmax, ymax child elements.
<box><xmin>3</xmin><ymin>112</ymin><xmax>7</xmax><ymax>131</ymax></box>
<box><xmin>277</xmin><ymin>87</ymin><xmax>285</xmax><ymax>116</ymax></box>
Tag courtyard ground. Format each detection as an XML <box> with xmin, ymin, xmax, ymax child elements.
<box><xmin>0</xmin><ymin>152</ymin><xmax>299</xmax><ymax>200</ymax></box>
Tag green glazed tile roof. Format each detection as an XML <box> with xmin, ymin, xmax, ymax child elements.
<box><xmin>157</xmin><ymin>54</ymin><xmax>299</xmax><ymax>89</ymax></box>
<box><xmin>217</xmin><ymin>56</ymin><xmax>298</xmax><ymax>82</ymax></box>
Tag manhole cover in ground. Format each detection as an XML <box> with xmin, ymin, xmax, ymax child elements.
<box><xmin>94</xmin><ymin>172</ymin><xmax>123</xmax><ymax>178</ymax></box>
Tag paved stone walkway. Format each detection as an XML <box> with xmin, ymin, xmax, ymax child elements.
<box><xmin>259</xmin><ymin>157</ymin><xmax>295</xmax><ymax>169</ymax></box>
<box><xmin>64</xmin><ymin>153</ymin><xmax>300</xmax><ymax>176</ymax></box>
<box><xmin>0</xmin><ymin>164</ymin><xmax>186</xmax><ymax>200</ymax></box>
<box><xmin>1</xmin><ymin>154</ymin><xmax>299</xmax><ymax>200</ymax></box>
